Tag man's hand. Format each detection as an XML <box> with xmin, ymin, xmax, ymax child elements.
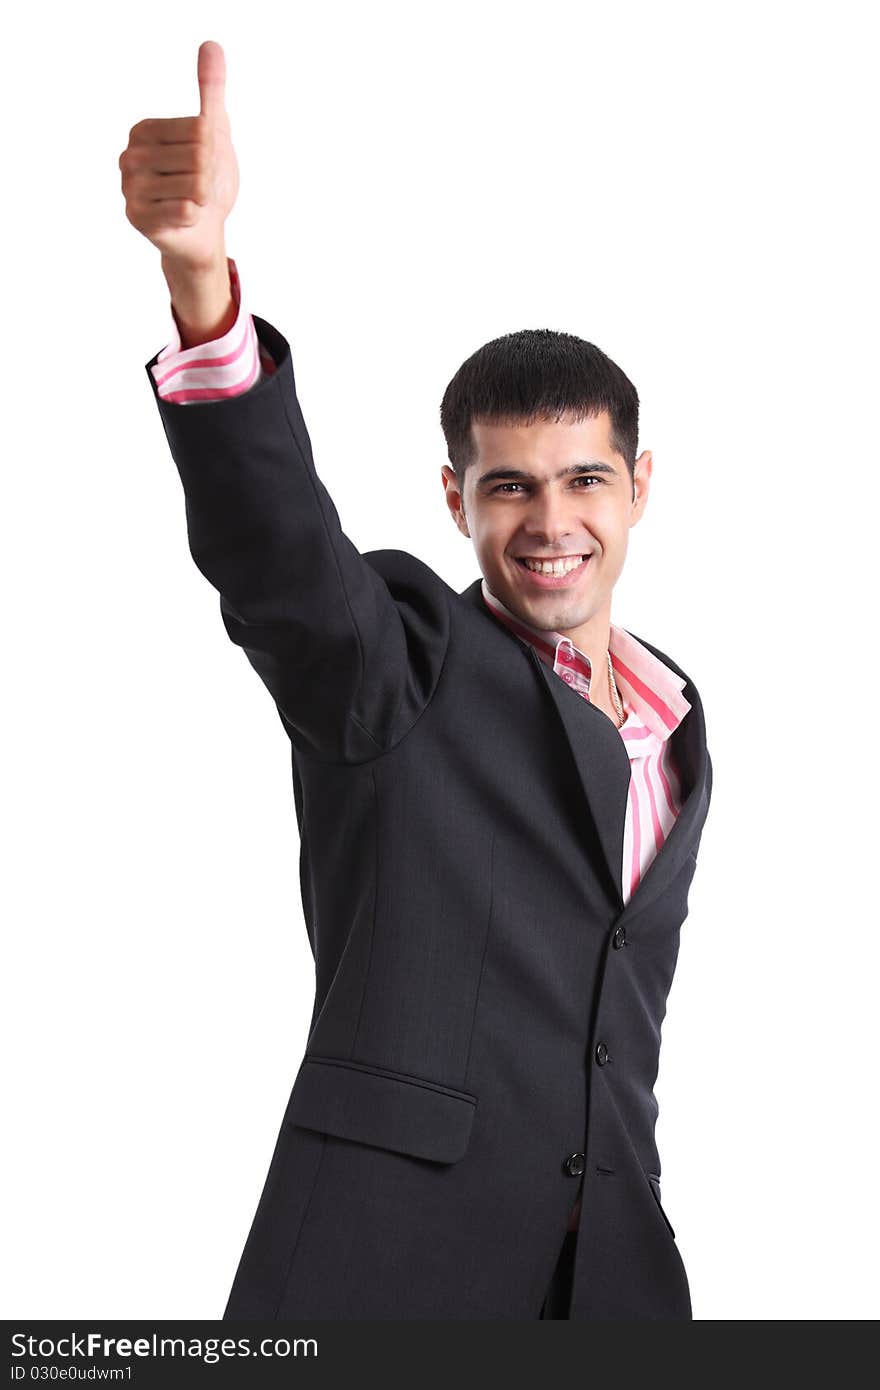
<box><xmin>119</xmin><ymin>39</ymin><xmax>238</xmax><ymax>271</ymax></box>
<box><xmin>120</xmin><ymin>40</ymin><xmax>240</xmax><ymax>345</ymax></box>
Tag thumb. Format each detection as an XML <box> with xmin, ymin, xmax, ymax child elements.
<box><xmin>197</xmin><ymin>40</ymin><xmax>229</xmax><ymax>129</ymax></box>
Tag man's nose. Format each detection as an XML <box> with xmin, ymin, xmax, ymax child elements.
<box><xmin>523</xmin><ymin>488</ymin><xmax>582</xmax><ymax>544</ymax></box>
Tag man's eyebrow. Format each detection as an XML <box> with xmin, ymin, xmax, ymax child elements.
<box><xmin>476</xmin><ymin>460</ymin><xmax>619</xmax><ymax>487</ymax></box>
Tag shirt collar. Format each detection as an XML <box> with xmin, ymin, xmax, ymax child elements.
<box><xmin>480</xmin><ymin>578</ymin><xmax>691</xmax><ymax>741</ymax></box>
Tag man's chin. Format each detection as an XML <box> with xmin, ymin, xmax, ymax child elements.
<box><xmin>491</xmin><ymin>583</ymin><xmax>566</xmax><ymax>630</ymax></box>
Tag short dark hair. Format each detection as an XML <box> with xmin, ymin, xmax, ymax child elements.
<box><xmin>440</xmin><ymin>328</ymin><xmax>639</xmax><ymax>494</ymax></box>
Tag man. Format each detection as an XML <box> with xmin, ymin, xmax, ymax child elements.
<box><xmin>120</xmin><ymin>41</ymin><xmax>712</xmax><ymax>1320</ymax></box>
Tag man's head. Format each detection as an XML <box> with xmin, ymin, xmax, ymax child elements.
<box><xmin>439</xmin><ymin>328</ymin><xmax>652</xmax><ymax>645</ymax></box>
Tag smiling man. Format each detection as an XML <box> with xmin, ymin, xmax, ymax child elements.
<box><xmin>123</xmin><ymin>40</ymin><xmax>713</xmax><ymax>1321</ymax></box>
<box><xmin>441</xmin><ymin>404</ymin><xmax>652</xmax><ymax>730</ymax></box>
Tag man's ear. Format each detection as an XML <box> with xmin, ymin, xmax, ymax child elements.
<box><xmin>630</xmin><ymin>448</ymin><xmax>652</xmax><ymax>520</ymax></box>
<box><xmin>441</xmin><ymin>464</ymin><xmax>470</xmax><ymax>538</ymax></box>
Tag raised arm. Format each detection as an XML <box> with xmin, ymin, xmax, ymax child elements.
<box><xmin>121</xmin><ymin>41</ymin><xmax>450</xmax><ymax>761</ymax></box>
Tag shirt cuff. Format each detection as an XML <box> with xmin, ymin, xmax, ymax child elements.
<box><xmin>149</xmin><ymin>256</ymin><xmax>277</xmax><ymax>404</ymax></box>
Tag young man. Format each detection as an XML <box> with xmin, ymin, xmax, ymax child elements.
<box><xmin>121</xmin><ymin>42</ymin><xmax>712</xmax><ymax>1320</ymax></box>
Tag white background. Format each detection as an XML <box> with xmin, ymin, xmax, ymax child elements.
<box><xmin>3</xmin><ymin>0</ymin><xmax>877</xmax><ymax>1320</ymax></box>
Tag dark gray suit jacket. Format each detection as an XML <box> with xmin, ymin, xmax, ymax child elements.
<box><xmin>145</xmin><ymin>314</ymin><xmax>713</xmax><ymax>1320</ymax></box>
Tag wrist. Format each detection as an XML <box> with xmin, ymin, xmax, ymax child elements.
<box><xmin>161</xmin><ymin>249</ymin><xmax>236</xmax><ymax>349</ymax></box>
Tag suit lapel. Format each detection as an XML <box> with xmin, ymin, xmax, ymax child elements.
<box><xmin>525</xmin><ymin>643</ymin><xmax>632</xmax><ymax>911</ymax></box>
<box><xmin>460</xmin><ymin>578</ymin><xmax>710</xmax><ymax>921</ymax></box>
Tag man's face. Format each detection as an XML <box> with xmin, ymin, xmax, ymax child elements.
<box><xmin>441</xmin><ymin>410</ymin><xmax>652</xmax><ymax>643</ymax></box>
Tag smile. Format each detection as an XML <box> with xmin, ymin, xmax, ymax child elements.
<box><xmin>512</xmin><ymin>553</ymin><xmax>592</xmax><ymax>587</ymax></box>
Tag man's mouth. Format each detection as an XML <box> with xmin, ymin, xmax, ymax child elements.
<box><xmin>511</xmin><ymin>552</ymin><xmax>593</xmax><ymax>587</ymax></box>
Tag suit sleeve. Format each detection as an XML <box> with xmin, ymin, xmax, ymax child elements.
<box><xmin>144</xmin><ymin>311</ymin><xmax>450</xmax><ymax>762</ymax></box>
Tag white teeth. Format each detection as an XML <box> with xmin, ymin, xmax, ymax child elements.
<box><xmin>521</xmin><ymin>555</ymin><xmax>587</xmax><ymax>575</ymax></box>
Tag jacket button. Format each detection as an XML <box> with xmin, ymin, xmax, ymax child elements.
<box><xmin>595</xmin><ymin>1041</ymin><xmax>610</xmax><ymax>1066</ymax></box>
<box><xmin>563</xmin><ymin>1152</ymin><xmax>585</xmax><ymax>1177</ymax></box>
<box><xmin>612</xmin><ymin>925</ymin><xmax>626</xmax><ymax>949</ymax></box>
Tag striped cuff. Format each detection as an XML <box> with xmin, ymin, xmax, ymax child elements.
<box><xmin>150</xmin><ymin>257</ymin><xmax>277</xmax><ymax>404</ymax></box>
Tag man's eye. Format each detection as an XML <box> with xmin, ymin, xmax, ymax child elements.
<box><xmin>490</xmin><ymin>477</ymin><xmax>601</xmax><ymax>495</ymax></box>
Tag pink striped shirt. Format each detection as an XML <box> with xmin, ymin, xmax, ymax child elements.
<box><xmin>480</xmin><ymin>582</ymin><xmax>692</xmax><ymax>905</ymax></box>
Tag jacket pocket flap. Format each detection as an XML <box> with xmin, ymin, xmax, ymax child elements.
<box><xmin>285</xmin><ymin>1054</ymin><xmax>478</xmax><ymax>1164</ymax></box>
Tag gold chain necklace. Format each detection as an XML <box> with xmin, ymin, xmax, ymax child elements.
<box><xmin>607</xmin><ymin>649</ymin><xmax>625</xmax><ymax>728</ymax></box>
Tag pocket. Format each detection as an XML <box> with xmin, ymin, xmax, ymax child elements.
<box><xmin>284</xmin><ymin>1053</ymin><xmax>478</xmax><ymax>1165</ymax></box>
<box><xmin>647</xmin><ymin>1173</ymin><xmax>676</xmax><ymax>1240</ymax></box>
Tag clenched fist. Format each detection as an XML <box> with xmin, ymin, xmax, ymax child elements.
<box><xmin>119</xmin><ymin>40</ymin><xmax>239</xmax><ymax>273</ymax></box>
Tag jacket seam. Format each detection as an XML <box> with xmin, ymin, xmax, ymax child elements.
<box><xmin>350</xmin><ymin>764</ymin><xmax>379</xmax><ymax>1057</ymax></box>
<box><xmin>462</xmin><ymin>829</ymin><xmax>495</xmax><ymax>1095</ymax></box>
<box><xmin>277</xmin><ymin>375</ymin><xmax>367</xmax><ymax>722</ymax></box>
<box><xmin>348</xmin><ymin>710</ymin><xmax>384</xmax><ymax>750</ymax></box>
<box><xmin>271</xmin><ymin>1131</ymin><xmax>329</xmax><ymax>1319</ymax></box>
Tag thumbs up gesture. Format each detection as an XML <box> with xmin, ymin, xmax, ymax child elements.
<box><xmin>119</xmin><ymin>40</ymin><xmax>240</xmax><ymax>271</ymax></box>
